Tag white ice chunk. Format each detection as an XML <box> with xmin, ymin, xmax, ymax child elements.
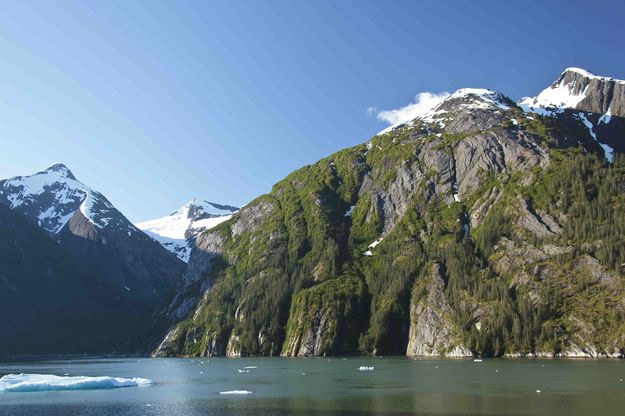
<box><xmin>219</xmin><ymin>390</ymin><xmax>252</xmax><ymax>395</ymax></box>
<box><xmin>0</xmin><ymin>373</ymin><xmax>152</xmax><ymax>393</ymax></box>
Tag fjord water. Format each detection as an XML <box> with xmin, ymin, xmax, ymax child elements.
<box><xmin>1</xmin><ymin>357</ymin><xmax>624</xmax><ymax>416</ymax></box>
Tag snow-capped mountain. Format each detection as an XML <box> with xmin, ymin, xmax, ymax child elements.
<box><xmin>0</xmin><ymin>163</ymin><xmax>136</xmax><ymax>235</ymax></box>
<box><xmin>136</xmin><ymin>198</ymin><xmax>238</xmax><ymax>262</ymax></box>
<box><xmin>519</xmin><ymin>67</ymin><xmax>625</xmax><ymax>114</ymax></box>
<box><xmin>519</xmin><ymin>67</ymin><xmax>625</xmax><ymax>160</ymax></box>
<box><xmin>377</xmin><ymin>88</ymin><xmax>515</xmax><ymax>136</ymax></box>
<box><xmin>0</xmin><ymin>163</ymin><xmax>184</xmax><ymax>307</ymax></box>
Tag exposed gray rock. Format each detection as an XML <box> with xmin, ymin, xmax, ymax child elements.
<box><xmin>470</xmin><ymin>187</ymin><xmax>502</xmax><ymax>228</ymax></box>
<box><xmin>456</xmin><ymin>130</ymin><xmax>548</xmax><ymax>197</ymax></box>
<box><xmin>490</xmin><ymin>238</ymin><xmax>549</xmax><ymax>276</ymax></box>
<box><xmin>231</xmin><ymin>199</ymin><xmax>273</xmax><ymax>237</ymax></box>
<box><xmin>205</xmin><ymin>331</ymin><xmax>226</xmax><ymax>356</ymax></box>
<box><xmin>152</xmin><ymin>327</ymin><xmax>181</xmax><ymax>357</ymax></box>
<box><xmin>406</xmin><ymin>263</ymin><xmax>472</xmax><ymax>357</ymax></box>
<box><xmin>361</xmin><ymin>159</ymin><xmax>426</xmax><ymax>235</ymax></box>
<box><xmin>515</xmin><ymin>197</ymin><xmax>561</xmax><ymax>239</ymax></box>
<box><xmin>575</xmin><ymin>255</ymin><xmax>620</xmax><ymax>289</ymax></box>
<box><xmin>226</xmin><ymin>332</ymin><xmax>241</xmax><ymax>357</ymax></box>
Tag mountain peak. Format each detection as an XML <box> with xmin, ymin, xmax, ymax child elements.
<box><xmin>42</xmin><ymin>163</ymin><xmax>76</xmax><ymax>180</ymax></box>
<box><xmin>520</xmin><ymin>67</ymin><xmax>625</xmax><ymax>116</ymax></box>
<box><xmin>136</xmin><ymin>198</ymin><xmax>238</xmax><ymax>262</ymax></box>
<box><xmin>560</xmin><ymin>67</ymin><xmax>624</xmax><ymax>84</ymax></box>
<box><xmin>562</xmin><ymin>67</ymin><xmax>596</xmax><ymax>77</ymax></box>
<box><xmin>440</xmin><ymin>88</ymin><xmax>511</xmax><ymax>110</ymax></box>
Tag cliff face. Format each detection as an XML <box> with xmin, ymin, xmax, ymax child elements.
<box><xmin>154</xmin><ymin>83</ymin><xmax>625</xmax><ymax>359</ymax></box>
<box><xmin>406</xmin><ymin>263</ymin><xmax>471</xmax><ymax>357</ymax></box>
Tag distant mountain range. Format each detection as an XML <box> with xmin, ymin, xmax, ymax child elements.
<box><xmin>1</xmin><ymin>67</ymin><xmax>624</xmax><ymax>358</ymax></box>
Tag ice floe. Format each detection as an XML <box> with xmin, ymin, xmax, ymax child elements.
<box><xmin>0</xmin><ymin>373</ymin><xmax>152</xmax><ymax>393</ymax></box>
<box><xmin>219</xmin><ymin>390</ymin><xmax>253</xmax><ymax>395</ymax></box>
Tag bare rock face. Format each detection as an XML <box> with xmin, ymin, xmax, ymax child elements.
<box><xmin>470</xmin><ymin>187</ymin><xmax>502</xmax><ymax>229</ymax></box>
<box><xmin>514</xmin><ymin>198</ymin><xmax>562</xmax><ymax>239</ymax></box>
<box><xmin>360</xmin><ymin>159</ymin><xmax>426</xmax><ymax>235</ymax></box>
<box><xmin>406</xmin><ymin>263</ymin><xmax>472</xmax><ymax>357</ymax></box>
<box><xmin>231</xmin><ymin>198</ymin><xmax>273</xmax><ymax>237</ymax></box>
<box><xmin>152</xmin><ymin>327</ymin><xmax>182</xmax><ymax>357</ymax></box>
<box><xmin>226</xmin><ymin>332</ymin><xmax>241</xmax><ymax>358</ymax></box>
<box><xmin>204</xmin><ymin>331</ymin><xmax>226</xmax><ymax>357</ymax></box>
<box><xmin>282</xmin><ymin>311</ymin><xmax>329</xmax><ymax>357</ymax></box>
<box><xmin>557</xmin><ymin>69</ymin><xmax>625</xmax><ymax>117</ymax></box>
<box><xmin>454</xmin><ymin>130</ymin><xmax>548</xmax><ymax>197</ymax></box>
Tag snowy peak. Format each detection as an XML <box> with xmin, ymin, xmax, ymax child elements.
<box><xmin>519</xmin><ymin>67</ymin><xmax>625</xmax><ymax>159</ymax></box>
<box><xmin>438</xmin><ymin>88</ymin><xmax>511</xmax><ymax>111</ymax></box>
<box><xmin>0</xmin><ymin>163</ymin><xmax>131</xmax><ymax>234</ymax></box>
<box><xmin>43</xmin><ymin>163</ymin><xmax>76</xmax><ymax>180</ymax></box>
<box><xmin>562</xmin><ymin>67</ymin><xmax>625</xmax><ymax>85</ymax></box>
<box><xmin>377</xmin><ymin>88</ymin><xmax>515</xmax><ymax>136</ymax></box>
<box><xmin>180</xmin><ymin>198</ymin><xmax>238</xmax><ymax>221</ymax></box>
<box><xmin>520</xmin><ymin>67</ymin><xmax>625</xmax><ymax>117</ymax></box>
<box><xmin>136</xmin><ymin>199</ymin><xmax>238</xmax><ymax>262</ymax></box>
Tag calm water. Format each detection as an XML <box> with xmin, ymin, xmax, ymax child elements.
<box><xmin>1</xmin><ymin>357</ymin><xmax>624</xmax><ymax>415</ymax></box>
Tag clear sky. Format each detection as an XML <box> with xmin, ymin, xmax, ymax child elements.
<box><xmin>1</xmin><ymin>0</ymin><xmax>623</xmax><ymax>222</ymax></box>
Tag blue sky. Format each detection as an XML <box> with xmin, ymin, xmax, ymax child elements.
<box><xmin>1</xmin><ymin>0</ymin><xmax>623</xmax><ymax>221</ymax></box>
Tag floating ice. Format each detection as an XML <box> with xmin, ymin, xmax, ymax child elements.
<box><xmin>219</xmin><ymin>390</ymin><xmax>252</xmax><ymax>395</ymax></box>
<box><xmin>358</xmin><ymin>366</ymin><xmax>375</xmax><ymax>371</ymax></box>
<box><xmin>244</xmin><ymin>366</ymin><xmax>257</xmax><ymax>369</ymax></box>
<box><xmin>0</xmin><ymin>373</ymin><xmax>152</xmax><ymax>393</ymax></box>
<box><xmin>473</xmin><ymin>359</ymin><xmax>483</xmax><ymax>362</ymax></box>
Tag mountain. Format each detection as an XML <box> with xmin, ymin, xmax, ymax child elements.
<box><xmin>154</xmin><ymin>69</ymin><xmax>625</xmax><ymax>359</ymax></box>
<box><xmin>0</xmin><ymin>164</ymin><xmax>186</xmax><ymax>355</ymax></box>
<box><xmin>0</xmin><ymin>163</ymin><xmax>184</xmax><ymax>309</ymax></box>
<box><xmin>136</xmin><ymin>199</ymin><xmax>238</xmax><ymax>262</ymax></box>
<box><xmin>520</xmin><ymin>67</ymin><xmax>625</xmax><ymax>161</ymax></box>
<box><xmin>0</xmin><ymin>204</ymin><xmax>151</xmax><ymax>355</ymax></box>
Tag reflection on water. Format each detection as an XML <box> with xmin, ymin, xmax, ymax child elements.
<box><xmin>0</xmin><ymin>357</ymin><xmax>624</xmax><ymax>416</ymax></box>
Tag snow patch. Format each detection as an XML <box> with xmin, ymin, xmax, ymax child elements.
<box><xmin>344</xmin><ymin>205</ymin><xmax>356</xmax><ymax>217</ymax></box>
<box><xmin>368</xmin><ymin>238</ymin><xmax>383</xmax><ymax>249</ymax></box>
<box><xmin>600</xmin><ymin>144</ymin><xmax>614</xmax><ymax>163</ymax></box>
<box><xmin>578</xmin><ymin>113</ymin><xmax>614</xmax><ymax>162</ymax></box>
<box><xmin>598</xmin><ymin>106</ymin><xmax>613</xmax><ymax>124</ymax></box>
<box><xmin>0</xmin><ymin>373</ymin><xmax>152</xmax><ymax>393</ymax></box>
<box><xmin>445</xmin><ymin>88</ymin><xmax>510</xmax><ymax>111</ymax></box>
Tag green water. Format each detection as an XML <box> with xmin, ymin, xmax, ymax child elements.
<box><xmin>1</xmin><ymin>357</ymin><xmax>624</xmax><ymax>415</ymax></box>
